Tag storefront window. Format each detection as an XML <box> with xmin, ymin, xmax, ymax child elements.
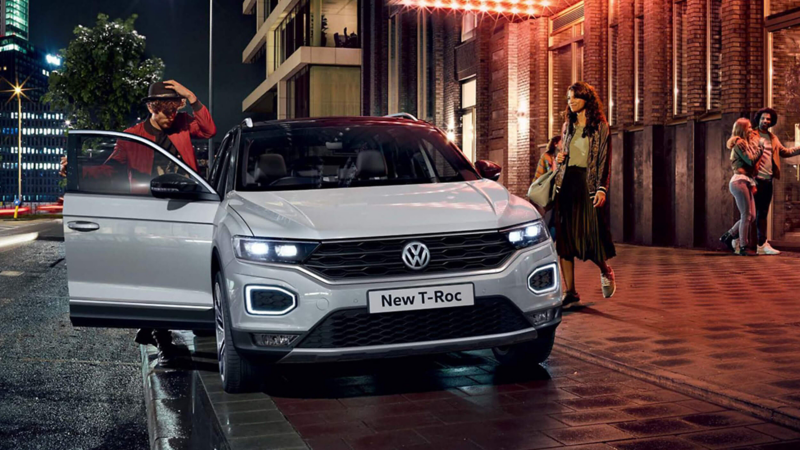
<box><xmin>461</xmin><ymin>79</ymin><xmax>477</xmax><ymax>162</ymax></box>
<box><xmin>548</xmin><ymin>4</ymin><xmax>584</xmax><ymax>138</ymax></box>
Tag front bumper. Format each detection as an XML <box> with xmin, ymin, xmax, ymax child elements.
<box><xmin>222</xmin><ymin>241</ymin><xmax>561</xmax><ymax>363</ymax></box>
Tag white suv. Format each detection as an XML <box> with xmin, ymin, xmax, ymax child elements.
<box><xmin>64</xmin><ymin>116</ymin><xmax>562</xmax><ymax>393</ymax></box>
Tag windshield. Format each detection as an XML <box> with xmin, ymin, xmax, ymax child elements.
<box><xmin>236</xmin><ymin>122</ymin><xmax>480</xmax><ymax>191</ymax></box>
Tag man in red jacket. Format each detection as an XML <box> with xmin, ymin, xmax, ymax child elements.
<box><xmin>81</xmin><ymin>80</ymin><xmax>216</xmax><ymax>193</ymax></box>
<box><xmin>126</xmin><ymin>80</ymin><xmax>216</xmax><ymax>365</ymax></box>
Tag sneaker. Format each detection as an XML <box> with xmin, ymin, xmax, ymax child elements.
<box><xmin>732</xmin><ymin>239</ymin><xmax>740</xmax><ymax>254</ymax></box>
<box><xmin>561</xmin><ymin>291</ymin><xmax>581</xmax><ymax>310</ymax></box>
<box><xmin>719</xmin><ymin>232</ymin><xmax>734</xmax><ymax>252</ymax></box>
<box><xmin>738</xmin><ymin>247</ymin><xmax>752</xmax><ymax>256</ymax></box>
<box><xmin>757</xmin><ymin>242</ymin><xmax>781</xmax><ymax>255</ymax></box>
<box><xmin>601</xmin><ymin>267</ymin><xmax>616</xmax><ymax>298</ymax></box>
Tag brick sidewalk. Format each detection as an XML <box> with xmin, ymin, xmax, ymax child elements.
<box><xmin>559</xmin><ymin>244</ymin><xmax>800</xmax><ymax>429</ymax></box>
<box><xmin>266</xmin><ymin>350</ymin><xmax>800</xmax><ymax>449</ymax></box>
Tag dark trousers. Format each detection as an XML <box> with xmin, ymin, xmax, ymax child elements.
<box><xmin>754</xmin><ymin>178</ymin><xmax>773</xmax><ymax>246</ymax></box>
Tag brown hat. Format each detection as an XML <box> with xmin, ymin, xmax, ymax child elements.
<box><xmin>142</xmin><ymin>81</ymin><xmax>184</xmax><ymax>103</ymax></box>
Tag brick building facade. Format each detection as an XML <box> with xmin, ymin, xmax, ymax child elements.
<box><xmin>362</xmin><ymin>0</ymin><xmax>800</xmax><ymax>250</ymax></box>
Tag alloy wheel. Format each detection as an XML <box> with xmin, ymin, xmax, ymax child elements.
<box><xmin>214</xmin><ymin>281</ymin><xmax>226</xmax><ymax>382</ymax></box>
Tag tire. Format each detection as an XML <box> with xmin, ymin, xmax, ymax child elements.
<box><xmin>492</xmin><ymin>327</ymin><xmax>556</xmax><ymax>367</ymax></box>
<box><xmin>214</xmin><ymin>271</ymin><xmax>261</xmax><ymax>393</ymax></box>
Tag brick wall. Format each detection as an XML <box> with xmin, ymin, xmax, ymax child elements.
<box><xmin>617</xmin><ymin>0</ymin><xmax>635</xmax><ymax>127</ymax></box>
<box><xmin>685</xmin><ymin>0</ymin><xmax>707</xmax><ymax>115</ymax></box>
<box><xmin>583</xmin><ymin>0</ymin><xmax>608</xmax><ymax>110</ymax></box>
<box><xmin>643</xmin><ymin>0</ymin><xmax>670</xmax><ymax>125</ymax></box>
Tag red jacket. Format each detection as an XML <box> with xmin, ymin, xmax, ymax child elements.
<box><xmin>109</xmin><ymin>102</ymin><xmax>217</xmax><ymax>174</ymax></box>
<box><xmin>83</xmin><ymin>103</ymin><xmax>216</xmax><ymax>184</ymax></box>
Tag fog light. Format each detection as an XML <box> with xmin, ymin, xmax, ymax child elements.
<box><xmin>245</xmin><ymin>286</ymin><xmax>297</xmax><ymax>315</ymax></box>
<box><xmin>253</xmin><ymin>334</ymin><xmax>299</xmax><ymax>347</ymax></box>
<box><xmin>528</xmin><ymin>263</ymin><xmax>558</xmax><ymax>294</ymax></box>
<box><xmin>526</xmin><ymin>308</ymin><xmax>558</xmax><ymax>326</ymax></box>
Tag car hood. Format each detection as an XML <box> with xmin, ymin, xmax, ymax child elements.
<box><xmin>229</xmin><ymin>180</ymin><xmax>540</xmax><ymax>240</ymax></box>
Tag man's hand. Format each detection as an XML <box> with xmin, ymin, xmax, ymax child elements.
<box><xmin>556</xmin><ymin>151</ymin><xmax>567</xmax><ymax>165</ymax></box>
<box><xmin>164</xmin><ymin>80</ymin><xmax>196</xmax><ymax>104</ymax></box>
<box><xmin>593</xmin><ymin>191</ymin><xmax>606</xmax><ymax>208</ymax></box>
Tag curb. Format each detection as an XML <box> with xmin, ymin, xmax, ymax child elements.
<box><xmin>139</xmin><ymin>333</ymin><xmax>308</xmax><ymax>450</ymax></box>
<box><xmin>554</xmin><ymin>341</ymin><xmax>800</xmax><ymax>431</ymax></box>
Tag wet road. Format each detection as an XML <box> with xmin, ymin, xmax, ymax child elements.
<box><xmin>0</xmin><ymin>231</ymin><xmax>148</xmax><ymax>449</ymax></box>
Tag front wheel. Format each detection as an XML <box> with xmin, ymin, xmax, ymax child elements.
<box><xmin>214</xmin><ymin>272</ymin><xmax>261</xmax><ymax>393</ymax></box>
<box><xmin>492</xmin><ymin>328</ymin><xmax>556</xmax><ymax>367</ymax></box>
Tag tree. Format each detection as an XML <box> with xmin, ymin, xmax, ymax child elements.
<box><xmin>43</xmin><ymin>14</ymin><xmax>164</xmax><ymax>131</ymax></box>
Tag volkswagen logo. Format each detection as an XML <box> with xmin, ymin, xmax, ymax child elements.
<box><xmin>402</xmin><ymin>241</ymin><xmax>430</xmax><ymax>270</ymax></box>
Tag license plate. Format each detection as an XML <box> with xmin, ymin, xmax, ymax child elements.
<box><xmin>368</xmin><ymin>283</ymin><xmax>475</xmax><ymax>314</ymax></box>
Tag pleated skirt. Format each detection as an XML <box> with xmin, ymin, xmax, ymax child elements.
<box><xmin>554</xmin><ymin>166</ymin><xmax>616</xmax><ymax>262</ymax></box>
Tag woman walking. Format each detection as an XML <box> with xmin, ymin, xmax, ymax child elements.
<box><xmin>534</xmin><ymin>135</ymin><xmax>562</xmax><ymax>239</ymax></box>
<box><xmin>720</xmin><ymin>118</ymin><xmax>762</xmax><ymax>256</ymax></box>
<box><xmin>554</xmin><ymin>82</ymin><xmax>616</xmax><ymax>309</ymax></box>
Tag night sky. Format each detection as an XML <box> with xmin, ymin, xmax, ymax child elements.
<box><xmin>29</xmin><ymin>0</ymin><xmax>263</xmax><ymax>144</ymax></box>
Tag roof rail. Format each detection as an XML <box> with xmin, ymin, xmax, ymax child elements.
<box><xmin>242</xmin><ymin>118</ymin><xmax>254</xmax><ymax>128</ymax></box>
<box><xmin>384</xmin><ymin>113</ymin><xmax>418</xmax><ymax>121</ymax></box>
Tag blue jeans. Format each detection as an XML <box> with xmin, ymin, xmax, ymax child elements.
<box><xmin>728</xmin><ymin>179</ymin><xmax>756</xmax><ymax>248</ymax></box>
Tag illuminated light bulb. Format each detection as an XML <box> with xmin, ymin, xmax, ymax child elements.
<box><xmin>433</xmin><ymin>0</ymin><xmax>443</xmax><ymax>7</ymax></box>
<box><xmin>526</xmin><ymin>7</ymin><xmax>536</xmax><ymax>15</ymax></box>
<box><xmin>479</xmin><ymin>3</ymin><xmax>489</xmax><ymax>12</ymax></box>
<box><xmin>511</xmin><ymin>6</ymin><xmax>520</xmax><ymax>14</ymax></box>
<box><xmin>541</xmin><ymin>0</ymin><xmax>550</xmax><ymax>6</ymax></box>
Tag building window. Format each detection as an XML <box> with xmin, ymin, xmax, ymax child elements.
<box><xmin>548</xmin><ymin>2</ymin><xmax>584</xmax><ymax>138</ymax></box>
<box><xmin>634</xmin><ymin>16</ymin><xmax>644</xmax><ymax>123</ymax></box>
<box><xmin>273</xmin><ymin>0</ymin><xmax>311</xmax><ymax>71</ymax></box>
<box><xmin>461</xmin><ymin>78</ymin><xmax>477</xmax><ymax>162</ymax></box>
<box><xmin>388</xmin><ymin>15</ymin><xmax>399</xmax><ymax>114</ymax></box>
<box><xmin>673</xmin><ymin>0</ymin><xmax>688</xmax><ymax>116</ymax></box>
<box><xmin>461</xmin><ymin>12</ymin><xmax>477</xmax><ymax>42</ymax></box>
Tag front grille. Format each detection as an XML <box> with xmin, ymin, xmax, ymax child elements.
<box><xmin>303</xmin><ymin>231</ymin><xmax>516</xmax><ymax>280</ymax></box>
<box><xmin>296</xmin><ymin>297</ymin><xmax>531</xmax><ymax>349</ymax></box>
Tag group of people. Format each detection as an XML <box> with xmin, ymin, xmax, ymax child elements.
<box><xmin>720</xmin><ymin>108</ymin><xmax>800</xmax><ymax>256</ymax></box>
<box><xmin>533</xmin><ymin>81</ymin><xmax>617</xmax><ymax>310</ymax></box>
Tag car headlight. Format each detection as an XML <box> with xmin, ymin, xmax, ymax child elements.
<box><xmin>503</xmin><ymin>221</ymin><xmax>549</xmax><ymax>249</ymax></box>
<box><xmin>233</xmin><ymin>236</ymin><xmax>318</xmax><ymax>263</ymax></box>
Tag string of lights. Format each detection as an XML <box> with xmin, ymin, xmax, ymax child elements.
<box><xmin>392</xmin><ymin>0</ymin><xmax>555</xmax><ymax>17</ymax></box>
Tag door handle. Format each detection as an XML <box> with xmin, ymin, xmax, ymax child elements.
<box><xmin>67</xmin><ymin>221</ymin><xmax>100</xmax><ymax>232</ymax></box>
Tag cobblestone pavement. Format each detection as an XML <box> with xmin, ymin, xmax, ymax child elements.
<box><xmin>559</xmin><ymin>244</ymin><xmax>800</xmax><ymax>428</ymax></box>
<box><xmin>259</xmin><ymin>348</ymin><xmax>800</xmax><ymax>450</ymax></box>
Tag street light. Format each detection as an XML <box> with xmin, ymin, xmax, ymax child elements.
<box><xmin>2</xmin><ymin>76</ymin><xmax>31</xmax><ymax>219</ymax></box>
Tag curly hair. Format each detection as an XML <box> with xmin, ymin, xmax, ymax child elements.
<box><xmin>546</xmin><ymin>135</ymin><xmax>562</xmax><ymax>155</ymax></box>
<box><xmin>563</xmin><ymin>81</ymin><xmax>607</xmax><ymax>138</ymax></box>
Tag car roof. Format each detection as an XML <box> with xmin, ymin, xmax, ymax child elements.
<box><xmin>243</xmin><ymin>116</ymin><xmax>439</xmax><ymax>131</ymax></box>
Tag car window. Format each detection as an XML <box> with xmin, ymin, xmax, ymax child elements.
<box><xmin>68</xmin><ymin>133</ymin><xmax>205</xmax><ymax>197</ymax></box>
<box><xmin>224</xmin><ymin>132</ymin><xmax>239</xmax><ymax>194</ymax></box>
<box><xmin>236</xmin><ymin>123</ymin><xmax>479</xmax><ymax>192</ymax></box>
<box><xmin>209</xmin><ymin>134</ymin><xmax>231</xmax><ymax>192</ymax></box>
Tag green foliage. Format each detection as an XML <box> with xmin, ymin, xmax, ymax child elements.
<box><xmin>42</xmin><ymin>14</ymin><xmax>164</xmax><ymax>131</ymax></box>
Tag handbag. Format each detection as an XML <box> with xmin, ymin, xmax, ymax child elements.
<box><xmin>527</xmin><ymin>169</ymin><xmax>557</xmax><ymax>208</ymax></box>
<box><xmin>527</xmin><ymin>153</ymin><xmax>567</xmax><ymax>208</ymax></box>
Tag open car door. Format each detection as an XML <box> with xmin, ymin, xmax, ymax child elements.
<box><xmin>64</xmin><ymin>130</ymin><xmax>219</xmax><ymax>330</ymax></box>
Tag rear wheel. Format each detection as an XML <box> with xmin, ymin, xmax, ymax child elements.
<box><xmin>214</xmin><ymin>271</ymin><xmax>261</xmax><ymax>393</ymax></box>
<box><xmin>492</xmin><ymin>328</ymin><xmax>556</xmax><ymax>367</ymax></box>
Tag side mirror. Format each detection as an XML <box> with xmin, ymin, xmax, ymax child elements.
<box><xmin>151</xmin><ymin>174</ymin><xmax>204</xmax><ymax>200</ymax></box>
<box><xmin>475</xmin><ymin>160</ymin><xmax>502</xmax><ymax>181</ymax></box>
